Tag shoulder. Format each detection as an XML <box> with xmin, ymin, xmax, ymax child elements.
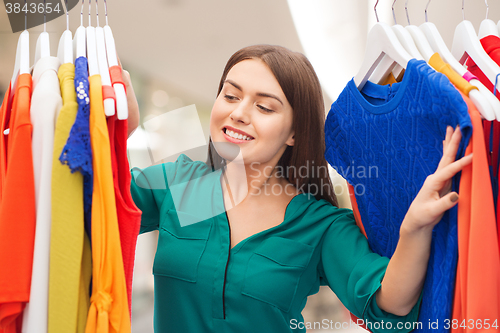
<box><xmin>131</xmin><ymin>153</ymin><xmax>213</xmax><ymax>190</ymax></box>
<box><xmin>292</xmin><ymin>193</ymin><xmax>355</xmax><ymax>230</ymax></box>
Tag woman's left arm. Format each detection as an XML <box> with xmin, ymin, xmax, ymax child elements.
<box><xmin>376</xmin><ymin>125</ymin><xmax>472</xmax><ymax>316</ymax></box>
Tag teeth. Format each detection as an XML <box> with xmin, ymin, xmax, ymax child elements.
<box><xmin>226</xmin><ymin>129</ymin><xmax>252</xmax><ymax>141</ymax></box>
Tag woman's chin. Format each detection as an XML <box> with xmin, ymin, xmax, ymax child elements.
<box><xmin>211</xmin><ymin>141</ymin><xmax>242</xmax><ymax>162</ymax></box>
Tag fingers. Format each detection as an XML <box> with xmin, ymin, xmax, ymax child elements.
<box><xmin>444</xmin><ymin>126</ymin><xmax>453</xmax><ymax>147</ymax></box>
<box><xmin>122</xmin><ymin>69</ymin><xmax>132</xmax><ymax>89</ymax></box>
<box><xmin>438</xmin><ymin>126</ymin><xmax>462</xmax><ymax>170</ymax></box>
<box><xmin>431</xmin><ymin>191</ymin><xmax>460</xmax><ymax>215</ymax></box>
<box><xmin>429</xmin><ymin>153</ymin><xmax>473</xmax><ymax>189</ymax></box>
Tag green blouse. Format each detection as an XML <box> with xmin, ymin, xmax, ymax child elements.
<box><xmin>130</xmin><ymin>154</ymin><xmax>422</xmax><ymax>332</ymax></box>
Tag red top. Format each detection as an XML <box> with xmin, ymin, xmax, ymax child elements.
<box><xmin>452</xmin><ymin>92</ymin><xmax>500</xmax><ymax>332</ymax></box>
<box><xmin>0</xmin><ymin>74</ymin><xmax>36</xmax><ymax>333</ymax></box>
<box><xmin>465</xmin><ymin>35</ymin><xmax>500</xmax><ymax>247</ymax></box>
<box><xmin>107</xmin><ymin>112</ymin><xmax>142</xmax><ymax>317</ymax></box>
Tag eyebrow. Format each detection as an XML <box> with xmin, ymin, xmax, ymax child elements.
<box><xmin>224</xmin><ymin>79</ymin><xmax>284</xmax><ymax>106</ymax></box>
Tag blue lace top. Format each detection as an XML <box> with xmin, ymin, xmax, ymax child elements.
<box><xmin>60</xmin><ymin>56</ymin><xmax>93</xmax><ymax>239</ymax></box>
<box><xmin>325</xmin><ymin>59</ymin><xmax>472</xmax><ymax>333</ymax></box>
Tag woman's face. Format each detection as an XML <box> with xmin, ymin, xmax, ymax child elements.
<box><xmin>209</xmin><ymin>59</ymin><xmax>294</xmax><ymax>166</ymax></box>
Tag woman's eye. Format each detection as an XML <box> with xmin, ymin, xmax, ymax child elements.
<box><xmin>258</xmin><ymin>105</ymin><xmax>274</xmax><ymax>113</ymax></box>
<box><xmin>224</xmin><ymin>94</ymin><xmax>237</xmax><ymax>101</ymax></box>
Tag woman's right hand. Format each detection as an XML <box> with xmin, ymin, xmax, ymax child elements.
<box><xmin>118</xmin><ymin>57</ymin><xmax>140</xmax><ymax>137</ymax></box>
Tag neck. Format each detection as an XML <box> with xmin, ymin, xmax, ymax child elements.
<box><xmin>221</xmin><ymin>156</ymin><xmax>286</xmax><ymax>210</ymax></box>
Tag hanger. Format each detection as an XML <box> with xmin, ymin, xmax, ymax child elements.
<box><xmin>10</xmin><ymin>0</ymin><xmax>29</xmax><ymax>99</ymax></box>
<box><xmin>95</xmin><ymin>0</ymin><xmax>115</xmax><ymax>116</ymax></box>
<box><xmin>86</xmin><ymin>0</ymin><xmax>99</xmax><ymax>77</ymax></box>
<box><xmin>421</xmin><ymin>0</ymin><xmax>499</xmax><ymax>121</ymax></box>
<box><xmin>34</xmin><ymin>1</ymin><xmax>50</xmax><ymax>65</ymax></box>
<box><xmin>354</xmin><ymin>0</ymin><xmax>412</xmax><ymax>90</ymax></box>
<box><xmin>73</xmin><ymin>0</ymin><xmax>86</xmax><ymax>60</ymax></box>
<box><xmin>451</xmin><ymin>1</ymin><xmax>500</xmax><ymax>87</ymax></box>
<box><xmin>58</xmin><ymin>0</ymin><xmax>73</xmax><ymax>65</ymax></box>
<box><xmin>403</xmin><ymin>0</ymin><xmax>435</xmax><ymax>62</ymax></box>
<box><xmin>478</xmin><ymin>0</ymin><xmax>498</xmax><ymax>39</ymax></box>
<box><xmin>103</xmin><ymin>0</ymin><xmax>128</xmax><ymax>119</ymax></box>
<box><xmin>370</xmin><ymin>0</ymin><xmax>419</xmax><ymax>84</ymax></box>
<box><xmin>391</xmin><ymin>0</ymin><xmax>423</xmax><ymax>60</ymax></box>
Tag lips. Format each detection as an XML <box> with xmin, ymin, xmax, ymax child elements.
<box><xmin>223</xmin><ymin>126</ymin><xmax>254</xmax><ymax>139</ymax></box>
<box><xmin>222</xmin><ymin>126</ymin><xmax>255</xmax><ymax>143</ymax></box>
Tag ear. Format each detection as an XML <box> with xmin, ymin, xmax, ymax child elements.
<box><xmin>285</xmin><ymin>132</ymin><xmax>295</xmax><ymax>147</ymax></box>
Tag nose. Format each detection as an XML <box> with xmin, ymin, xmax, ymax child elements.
<box><xmin>229</xmin><ymin>100</ymin><xmax>251</xmax><ymax>124</ymax></box>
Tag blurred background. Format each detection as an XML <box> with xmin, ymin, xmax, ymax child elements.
<box><xmin>1</xmin><ymin>0</ymin><xmax>499</xmax><ymax>332</ymax></box>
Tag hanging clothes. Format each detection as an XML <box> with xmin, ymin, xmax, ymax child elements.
<box><xmin>60</xmin><ymin>56</ymin><xmax>94</xmax><ymax>241</ymax></box>
<box><xmin>466</xmin><ymin>35</ymin><xmax>500</xmax><ymax>239</ymax></box>
<box><xmin>57</xmin><ymin>57</ymin><xmax>93</xmax><ymax>333</ymax></box>
<box><xmin>107</xmin><ymin>65</ymin><xmax>142</xmax><ymax>316</ymax></box>
<box><xmin>85</xmin><ymin>74</ymin><xmax>130</xmax><ymax>333</ymax></box>
<box><xmin>324</xmin><ymin>59</ymin><xmax>472</xmax><ymax>333</ymax></box>
<box><xmin>107</xmin><ymin>112</ymin><xmax>141</xmax><ymax>317</ymax></box>
<box><xmin>428</xmin><ymin>53</ymin><xmax>478</xmax><ymax>96</ymax></box>
<box><xmin>22</xmin><ymin>56</ymin><xmax>62</xmax><ymax>333</ymax></box>
<box><xmin>451</xmin><ymin>92</ymin><xmax>500</xmax><ymax>333</ymax></box>
<box><xmin>0</xmin><ymin>73</ymin><xmax>36</xmax><ymax>333</ymax></box>
<box><xmin>426</xmin><ymin>54</ymin><xmax>500</xmax><ymax>332</ymax></box>
<box><xmin>48</xmin><ymin>62</ymin><xmax>88</xmax><ymax>333</ymax></box>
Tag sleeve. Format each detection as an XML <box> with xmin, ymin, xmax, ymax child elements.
<box><xmin>318</xmin><ymin>209</ymin><xmax>422</xmax><ymax>333</ymax></box>
<box><xmin>130</xmin><ymin>163</ymin><xmax>169</xmax><ymax>234</ymax></box>
<box><xmin>130</xmin><ymin>154</ymin><xmax>211</xmax><ymax>234</ymax></box>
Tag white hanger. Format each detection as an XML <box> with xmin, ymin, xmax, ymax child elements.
<box><xmin>451</xmin><ymin>1</ymin><xmax>500</xmax><ymax>88</ymax></box>
<box><xmin>10</xmin><ymin>1</ymin><xmax>29</xmax><ymax>99</ymax></box>
<box><xmin>103</xmin><ymin>0</ymin><xmax>128</xmax><ymax>119</ymax></box>
<box><xmin>354</xmin><ymin>1</ymin><xmax>412</xmax><ymax>90</ymax></box>
<box><xmin>34</xmin><ymin>8</ymin><xmax>50</xmax><ymax>65</ymax></box>
<box><xmin>392</xmin><ymin>1</ymin><xmax>423</xmax><ymax>60</ymax></box>
<box><xmin>478</xmin><ymin>0</ymin><xmax>498</xmax><ymax>39</ymax></box>
<box><xmin>86</xmin><ymin>0</ymin><xmax>99</xmax><ymax>77</ymax></box>
<box><xmin>369</xmin><ymin>56</ymin><xmax>404</xmax><ymax>85</ymax></box>
<box><xmin>369</xmin><ymin>0</ymin><xmax>418</xmax><ymax>85</ymax></box>
<box><xmin>95</xmin><ymin>0</ymin><xmax>115</xmax><ymax>116</ymax></box>
<box><xmin>73</xmin><ymin>0</ymin><xmax>86</xmax><ymax>60</ymax></box>
<box><xmin>403</xmin><ymin>1</ymin><xmax>435</xmax><ymax>62</ymax></box>
<box><xmin>406</xmin><ymin>26</ymin><xmax>435</xmax><ymax>62</ymax></box>
<box><xmin>57</xmin><ymin>0</ymin><xmax>73</xmax><ymax>65</ymax></box>
<box><xmin>421</xmin><ymin>0</ymin><xmax>498</xmax><ymax>121</ymax></box>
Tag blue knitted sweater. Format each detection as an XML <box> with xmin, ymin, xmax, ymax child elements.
<box><xmin>325</xmin><ymin>59</ymin><xmax>472</xmax><ymax>333</ymax></box>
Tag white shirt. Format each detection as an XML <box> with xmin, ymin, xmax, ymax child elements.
<box><xmin>22</xmin><ymin>56</ymin><xmax>62</xmax><ymax>333</ymax></box>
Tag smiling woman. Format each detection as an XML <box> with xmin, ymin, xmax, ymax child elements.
<box><xmin>206</xmin><ymin>45</ymin><xmax>338</xmax><ymax>207</ymax></box>
<box><xmin>125</xmin><ymin>44</ymin><xmax>471</xmax><ymax>333</ymax></box>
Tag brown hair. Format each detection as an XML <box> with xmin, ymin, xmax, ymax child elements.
<box><xmin>206</xmin><ymin>44</ymin><xmax>338</xmax><ymax>207</ymax></box>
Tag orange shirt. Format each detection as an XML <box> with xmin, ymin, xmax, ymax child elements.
<box><xmin>85</xmin><ymin>75</ymin><xmax>130</xmax><ymax>333</ymax></box>
<box><xmin>452</xmin><ymin>93</ymin><xmax>500</xmax><ymax>333</ymax></box>
<box><xmin>0</xmin><ymin>74</ymin><xmax>36</xmax><ymax>333</ymax></box>
<box><xmin>428</xmin><ymin>54</ymin><xmax>500</xmax><ymax>332</ymax></box>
